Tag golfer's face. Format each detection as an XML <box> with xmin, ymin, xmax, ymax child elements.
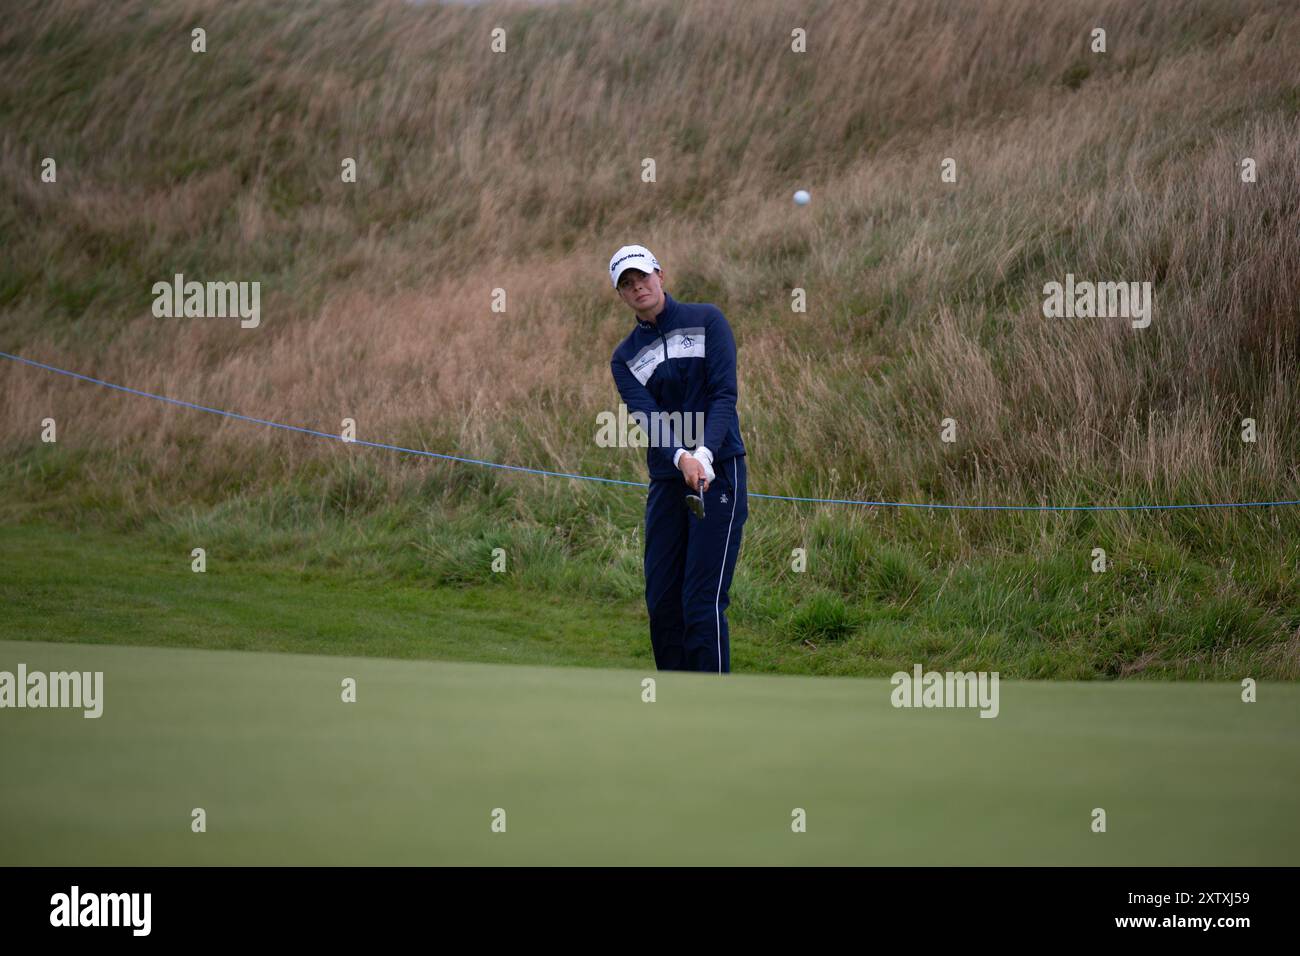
<box><xmin>617</xmin><ymin>268</ymin><xmax>664</xmax><ymax>312</ymax></box>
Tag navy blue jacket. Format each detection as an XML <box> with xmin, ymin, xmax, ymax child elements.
<box><xmin>610</xmin><ymin>292</ymin><xmax>746</xmax><ymax>481</ymax></box>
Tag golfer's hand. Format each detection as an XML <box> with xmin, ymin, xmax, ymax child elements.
<box><xmin>680</xmin><ymin>454</ymin><xmax>709</xmax><ymax>493</ymax></box>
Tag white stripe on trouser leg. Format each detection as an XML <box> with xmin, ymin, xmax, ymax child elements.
<box><xmin>714</xmin><ymin>459</ymin><xmax>739</xmax><ymax>673</ymax></box>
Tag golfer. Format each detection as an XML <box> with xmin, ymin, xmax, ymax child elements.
<box><xmin>608</xmin><ymin>244</ymin><xmax>748</xmax><ymax>673</ymax></box>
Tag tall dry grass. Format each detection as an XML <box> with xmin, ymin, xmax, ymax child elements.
<box><xmin>1</xmin><ymin>0</ymin><xmax>1297</xmax><ymax>516</ymax></box>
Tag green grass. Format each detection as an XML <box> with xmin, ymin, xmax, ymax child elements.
<box><xmin>2</xmin><ymin>0</ymin><xmax>1299</xmax><ymax>683</ymax></box>
<box><xmin>0</xmin><ymin>522</ymin><xmax>652</xmax><ymax>669</ymax></box>
<box><xmin>2</xmin><ymin>494</ymin><xmax>1296</xmax><ymax>680</ymax></box>
<box><xmin>1</xmin><ymin>638</ymin><xmax>1296</xmax><ymax>865</ymax></box>
<box><xmin>1</xmin><ymin>0</ymin><xmax>1296</xmax><ymax>869</ymax></box>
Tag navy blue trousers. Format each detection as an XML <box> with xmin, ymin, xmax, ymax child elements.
<box><xmin>643</xmin><ymin>455</ymin><xmax>748</xmax><ymax>673</ymax></box>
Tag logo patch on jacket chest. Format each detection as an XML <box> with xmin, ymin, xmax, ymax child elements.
<box><xmin>626</xmin><ymin>327</ymin><xmax>707</xmax><ymax>385</ymax></box>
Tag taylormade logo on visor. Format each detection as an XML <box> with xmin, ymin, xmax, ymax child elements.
<box><xmin>609</xmin><ymin>245</ymin><xmax>660</xmax><ymax>286</ymax></box>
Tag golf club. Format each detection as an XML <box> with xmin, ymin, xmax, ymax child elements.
<box><xmin>685</xmin><ymin>474</ymin><xmax>705</xmax><ymax>519</ymax></box>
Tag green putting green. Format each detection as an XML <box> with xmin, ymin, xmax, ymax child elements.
<box><xmin>0</xmin><ymin>639</ymin><xmax>1295</xmax><ymax>865</ymax></box>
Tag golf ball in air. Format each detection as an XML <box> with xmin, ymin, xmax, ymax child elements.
<box><xmin>793</xmin><ymin>190</ymin><xmax>811</xmax><ymax>205</ymax></box>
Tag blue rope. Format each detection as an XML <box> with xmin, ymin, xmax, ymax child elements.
<box><xmin>3</xmin><ymin>350</ymin><xmax>1297</xmax><ymax>513</ymax></box>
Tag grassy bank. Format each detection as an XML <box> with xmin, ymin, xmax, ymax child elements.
<box><xmin>2</xmin><ymin>0</ymin><xmax>1298</xmax><ymax>677</ymax></box>
<box><xmin>4</xmin><ymin>473</ymin><xmax>1296</xmax><ymax>678</ymax></box>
